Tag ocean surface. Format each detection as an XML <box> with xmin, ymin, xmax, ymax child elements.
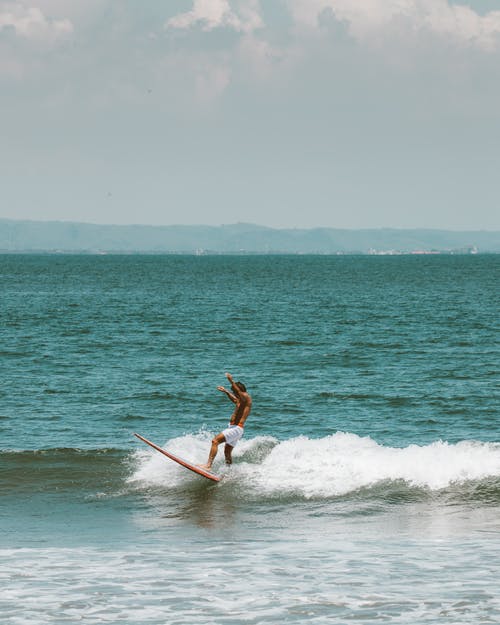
<box><xmin>1</xmin><ymin>253</ymin><xmax>499</xmax><ymax>624</ymax></box>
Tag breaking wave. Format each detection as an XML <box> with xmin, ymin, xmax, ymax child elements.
<box><xmin>128</xmin><ymin>431</ymin><xmax>500</xmax><ymax>500</ymax></box>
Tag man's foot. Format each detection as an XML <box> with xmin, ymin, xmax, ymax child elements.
<box><xmin>198</xmin><ymin>463</ymin><xmax>212</xmax><ymax>470</ymax></box>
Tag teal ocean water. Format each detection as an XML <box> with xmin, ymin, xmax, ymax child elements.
<box><xmin>1</xmin><ymin>254</ymin><xmax>499</xmax><ymax>624</ymax></box>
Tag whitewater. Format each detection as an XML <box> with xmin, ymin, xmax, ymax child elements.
<box><xmin>130</xmin><ymin>431</ymin><xmax>500</xmax><ymax>498</ymax></box>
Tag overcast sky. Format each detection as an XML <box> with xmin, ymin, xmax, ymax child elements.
<box><xmin>1</xmin><ymin>0</ymin><xmax>499</xmax><ymax>229</ymax></box>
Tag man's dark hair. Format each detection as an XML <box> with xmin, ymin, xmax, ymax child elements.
<box><xmin>235</xmin><ymin>381</ymin><xmax>246</xmax><ymax>393</ymax></box>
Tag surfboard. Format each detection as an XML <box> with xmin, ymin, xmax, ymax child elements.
<box><xmin>134</xmin><ymin>432</ymin><xmax>221</xmax><ymax>483</ymax></box>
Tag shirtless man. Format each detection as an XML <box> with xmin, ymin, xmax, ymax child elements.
<box><xmin>199</xmin><ymin>372</ymin><xmax>252</xmax><ymax>470</ymax></box>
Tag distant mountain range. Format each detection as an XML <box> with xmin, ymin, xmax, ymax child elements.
<box><xmin>1</xmin><ymin>219</ymin><xmax>499</xmax><ymax>254</ymax></box>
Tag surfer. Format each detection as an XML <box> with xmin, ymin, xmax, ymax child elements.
<box><xmin>199</xmin><ymin>372</ymin><xmax>252</xmax><ymax>470</ymax></box>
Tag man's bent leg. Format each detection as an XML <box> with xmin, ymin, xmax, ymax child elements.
<box><xmin>199</xmin><ymin>432</ymin><xmax>226</xmax><ymax>470</ymax></box>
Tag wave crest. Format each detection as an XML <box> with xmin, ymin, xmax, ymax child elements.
<box><xmin>128</xmin><ymin>431</ymin><xmax>500</xmax><ymax>500</ymax></box>
<box><xmin>250</xmin><ymin>433</ymin><xmax>500</xmax><ymax>498</ymax></box>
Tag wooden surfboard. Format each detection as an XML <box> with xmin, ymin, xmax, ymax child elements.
<box><xmin>134</xmin><ymin>432</ymin><xmax>221</xmax><ymax>483</ymax></box>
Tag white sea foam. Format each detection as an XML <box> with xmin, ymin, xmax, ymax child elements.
<box><xmin>128</xmin><ymin>430</ymin><xmax>217</xmax><ymax>487</ymax></box>
<box><xmin>128</xmin><ymin>430</ymin><xmax>277</xmax><ymax>487</ymax></box>
<box><xmin>3</xmin><ymin>536</ymin><xmax>500</xmax><ymax>625</ymax></box>
<box><xmin>249</xmin><ymin>432</ymin><xmax>500</xmax><ymax>498</ymax></box>
<box><xmin>128</xmin><ymin>431</ymin><xmax>500</xmax><ymax>498</ymax></box>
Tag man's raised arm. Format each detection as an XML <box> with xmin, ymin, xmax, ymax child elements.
<box><xmin>225</xmin><ymin>372</ymin><xmax>241</xmax><ymax>397</ymax></box>
<box><xmin>217</xmin><ymin>385</ymin><xmax>238</xmax><ymax>403</ymax></box>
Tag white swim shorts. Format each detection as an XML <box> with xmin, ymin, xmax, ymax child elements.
<box><xmin>222</xmin><ymin>424</ymin><xmax>244</xmax><ymax>447</ymax></box>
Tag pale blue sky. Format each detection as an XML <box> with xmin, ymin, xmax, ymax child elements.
<box><xmin>1</xmin><ymin>0</ymin><xmax>499</xmax><ymax>229</ymax></box>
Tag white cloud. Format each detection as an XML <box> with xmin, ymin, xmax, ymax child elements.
<box><xmin>161</xmin><ymin>0</ymin><xmax>500</xmax><ymax>109</ymax></box>
<box><xmin>0</xmin><ymin>2</ymin><xmax>73</xmax><ymax>42</ymax></box>
<box><xmin>166</xmin><ymin>0</ymin><xmax>262</xmax><ymax>34</ymax></box>
<box><xmin>287</xmin><ymin>0</ymin><xmax>500</xmax><ymax>50</ymax></box>
<box><xmin>424</xmin><ymin>3</ymin><xmax>500</xmax><ymax>50</ymax></box>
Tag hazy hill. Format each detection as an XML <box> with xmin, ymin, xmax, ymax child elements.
<box><xmin>0</xmin><ymin>219</ymin><xmax>499</xmax><ymax>253</ymax></box>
